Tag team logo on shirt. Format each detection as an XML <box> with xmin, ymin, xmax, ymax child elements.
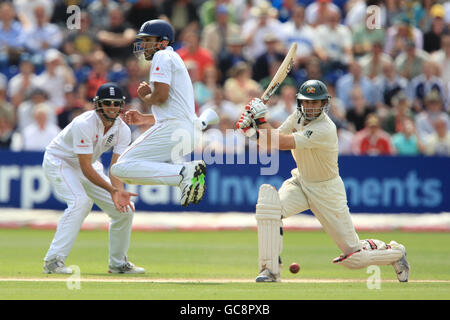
<box><xmin>304</xmin><ymin>130</ymin><xmax>313</xmax><ymax>138</ymax></box>
<box><xmin>306</xmin><ymin>87</ymin><xmax>316</xmax><ymax>94</ymax></box>
<box><xmin>156</xmin><ymin>66</ymin><xmax>160</xmax><ymax>71</ymax></box>
<box><xmin>106</xmin><ymin>134</ymin><xmax>114</xmax><ymax>144</ymax></box>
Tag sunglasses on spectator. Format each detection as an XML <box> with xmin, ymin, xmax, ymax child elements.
<box><xmin>101</xmin><ymin>100</ymin><xmax>123</xmax><ymax>107</ymax></box>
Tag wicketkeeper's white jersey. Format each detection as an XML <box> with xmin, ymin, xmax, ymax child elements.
<box><xmin>148</xmin><ymin>46</ymin><xmax>197</xmax><ymax>123</ymax></box>
<box><xmin>45</xmin><ymin>110</ymin><xmax>131</xmax><ymax>168</ymax></box>
<box><xmin>279</xmin><ymin>112</ymin><xmax>339</xmax><ymax>182</ymax></box>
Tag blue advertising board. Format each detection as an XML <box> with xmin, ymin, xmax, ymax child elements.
<box><xmin>0</xmin><ymin>150</ymin><xmax>448</xmax><ymax>213</ymax></box>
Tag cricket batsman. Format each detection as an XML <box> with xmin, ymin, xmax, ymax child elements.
<box><xmin>236</xmin><ymin>80</ymin><xmax>410</xmax><ymax>282</ymax></box>
<box><xmin>110</xmin><ymin>19</ymin><xmax>207</xmax><ymax>207</ymax></box>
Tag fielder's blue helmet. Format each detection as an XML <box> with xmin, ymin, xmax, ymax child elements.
<box><xmin>93</xmin><ymin>83</ymin><xmax>126</xmax><ymax>122</ymax></box>
<box><xmin>136</xmin><ymin>19</ymin><xmax>175</xmax><ymax>44</ymax></box>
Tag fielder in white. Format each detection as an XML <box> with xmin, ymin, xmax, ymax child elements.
<box><xmin>110</xmin><ymin>19</ymin><xmax>207</xmax><ymax>207</ymax></box>
<box><xmin>43</xmin><ymin>83</ymin><xmax>144</xmax><ymax>274</ymax></box>
<box><xmin>237</xmin><ymin>80</ymin><xmax>410</xmax><ymax>282</ymax></box>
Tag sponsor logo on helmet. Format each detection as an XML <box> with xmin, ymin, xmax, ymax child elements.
<box><xmin>306</xmin><ymin>87</ymin><xmax>316</xmax><ymax>94</ymax></box>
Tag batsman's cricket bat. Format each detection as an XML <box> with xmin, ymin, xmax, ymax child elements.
<box><xmin>260</xmin><ymin>42</ymin><xmax>297</xmax><ymax>104</ymax></box>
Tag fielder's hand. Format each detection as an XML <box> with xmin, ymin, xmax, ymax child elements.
<box><xmin>111</xmin><ymin>189</ymin><xmax>138</xmax><ymax>213</ymax></box>
<box><xmin>137</xmin><ymin>81</ymin><xmax>152</xmax><ymax>100</ymax></box>
<box><xmin>124</xmin><ymin>109</ymin><xmax>144</xmax><ymax>125</ymax></box>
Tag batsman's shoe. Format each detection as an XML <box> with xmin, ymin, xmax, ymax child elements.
<box><xmin>255</xmin><ymin>268</ymin><xmax>280</xmax><ymax>283</ymax></box>
<box><xmin>389</xmin><ymin>241</ymin><xmax>410</xmax><ymax>282</ymax></box>
<box><xmin>43</xmin><ymin>257</ymin><xmax>73</xmax><ymax>274</ymax></box>
<box><xmin>108</xmin><ymin>261</ymin><xmax>145</xmax><ymax>274</ymax></box>
<box><xmin>179</xmin><ymin>160</ymin><xmax>206</xmax><ymax>207</ymax></box>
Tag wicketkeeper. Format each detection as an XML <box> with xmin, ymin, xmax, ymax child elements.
<box><xmin>236</xmin><ymin>80</ymin><xmax>410</xmax><ymax>282</ymax></box>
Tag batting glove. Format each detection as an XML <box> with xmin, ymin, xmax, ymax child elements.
<box><xmin>236</xmin><ymin>111</ymin><xmax>258</xmax><ymax>139</ymax></box>
<box><xmin>246</xmin><ymin>98</ymin><xmax>268</xmax><ymax>125</ymax></box>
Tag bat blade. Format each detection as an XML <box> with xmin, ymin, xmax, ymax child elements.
<box><xmin>260</xmin><ymin>42</ymin><xmax>297</xmax><ymax>104</ymax></box>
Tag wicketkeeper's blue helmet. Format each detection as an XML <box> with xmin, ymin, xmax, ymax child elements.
<box><xmin>93</xmin><ymin>83</ymin><xmax>125</xmax><ymax>122</ymax></box>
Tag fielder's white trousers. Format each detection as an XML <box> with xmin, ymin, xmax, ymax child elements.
<box><xmin>43</xmin><ymin>153</ymin><xmax>134</xmax><ymax>268</ymax></box>
<box><xmin>279</xmin><ymin>175</ymin><xmax>362</xmax><ymax>255</ymax></box>
<box><xmin>111</xmin><ymin>119</ymin><xmax>199</xmax><ymax>186</ymax></box>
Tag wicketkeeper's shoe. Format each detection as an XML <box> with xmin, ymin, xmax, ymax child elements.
<box><xmin>389</xmin><ymin>241</ymin><xmax>410</xmax><ymax>282</ymax></box>
<box><xmin>255</xmin><ymin>268</ymin><xmax>280</xmax><ymax>283</ymax></box>
<box><xmin>179</xmin><ymin>160</ymin><xmax>207</xmax><ymax>207</ymax></box>
<box><xmin>43</xmin><ymin>256</ymin><xmax>73</xmax><ymax>274</ymax></box>
<box><xmin>108</xmin><ymin>261</ymin><xmax>145</xmax><ymax>274</ymax></box>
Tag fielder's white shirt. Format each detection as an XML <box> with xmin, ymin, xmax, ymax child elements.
<box><xmin>279</xmin><ymin>112</ymin><xmax>339</xmax><ymax>183</ymax></box>
<box><xmin>149</xmin><ymin>46</ymin><xmax>196</xmax><ymax>123</ymax></box>
<box><xmin>45</xmin><ymin>110</ymin><xmax>131</xmax><ymax>168</ymax></box>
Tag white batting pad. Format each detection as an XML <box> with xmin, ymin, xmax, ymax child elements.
<box><xmin>256</xmin><ymin>184</ymin><xmax>283</xmax><ymax>275</ymax></box>
<box><xmin>333</xmin><ymin>239</ymin><xmax>403</xmax><ymax>269</ymax></box>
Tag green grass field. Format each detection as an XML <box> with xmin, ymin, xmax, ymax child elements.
<box><xmin>0</xmin><ymin>228</ymin><xmax>449</xmax><ymax>300</ymax></box>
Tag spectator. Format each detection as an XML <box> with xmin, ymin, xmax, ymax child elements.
<box><xmin>359</xmin><ymin>41</ymin><xmax>393</xmax><ymax>80</ymax></box>
<box><xmin>408</xmin><ymin>59</ymin><xmax>445</xmax><ymax>112</ymax></box>
<box><xmin>23</xmin><ymin>4</ymin><xmax>63</xmax><ymax>57</ymax></box>
<box><xmin>13</xmin><ymin>0</ymin><xmax>54</xmax><ymax>29</ymax></box>
<box><xmin>415</xmin><ymin>90</ymin><xmax>450</xmax><ymax>143</ymax></box>
<box><xmin>384</xmin><ymin>15</ymin><xmax>423</xmax><ymax>59</ymax></box>
<box><xmin>336</xmin><ymin>60</ymin><xmax>377</xmax><ymax>110</ymax></box>
<box><xmin>35</xmin><ymin>49</ymin><xmax>76</xmax><ymax>110</ymax></box>
<box><xmin>423</xmin><ymin>4</ymin><xmax>447</xmax><ymax>54</ymax></box>
<box><xmin>63</xmin><ymin>11</ymin><xmax>100</xmax><ymax>59</ymax></box>
<box><xmin>223</xmin><ymin>61</ymin><xmax>262</xmax><ymax>106</ymax></box>
<box><xmin>118</xmin><ymin>58</ymin><xmax>145</xmax><ymax>102</ymax></box>
<box><xmin>314</xmin><ymin>9</ymin><xmax>353</xmax><ymax>75</ymax></box>
<box><xmin>351</xmin><ymin>6</ymin><xmax>386</xmax><ymax>58</ymax></box>
<box><xmin>353</xmin><ymin>113</ymin><xmax>394</xmax><ymax>155</ymax></box>
<box><xmin>430</xmin><ymin>32</ymin><xmax>450</xmax><ymax>102</ymax></box>
<box><xmin>159</xmin><ymin>0</ymin><xmax>199</xmax><ymax>43</ymax></box>
<box><xmin>259</xmin><ymin>55</ymin><xmax>297</xmax><ymax>98</ymax></box>
<box><xmin>0</xmin><ymin>105</ymin><xmax>16</xmax><ymax>149</ymax></box>
<box><xmin>327</xmin><ymin>82</ymin><xmax>349</xmax><ymax>130</ymax></box>
<box><xmin>423</xmin><ymin>115</ymin><xmax>450</xmax><ymax>156</ymax></box>
<box><xmin>199</xmin><ymin>0</ymin><xmax>236</xmax><ymax>28</ymax></box>
<box><xmin>281</xmin><ymin>4</ymin><xmax>315</xmax><ymax>67</ymax></box>
<box><xmin>68</xmin><ymin>53</ymin><xmax>91</xmax><ymax>86</ymax></box>
<box><xmin>0</xmin><ymin>2</ymin><xmax>26</xmax><ymax>68</ymax></box>
<box><xmin>267</xmin><ymin>84</ymin><xmax>297</xmax><ymax>127</ymax></box>
<box><xmin>382</xmin><ymin>91</ymin><xmax>414</xmax><ymax>135</ymax></box>
<box><xmin>85</xmin><ymin>50</ymin><xmax>111</xmax><ymax>101</ymax></box>
<box><xmin>0</xmin><ymin>75</ymin><xmax>14</xmax><ymax>123</ymax></box>
<box><xmin>177</xmin><ymin>30</ymin><xmax>215</xmax><ymax>81</ymax></box>
<box><xmin>201</xmin><ymin>4</ymin><xmax>240</xmax><ymax>59</ymax></box>
<box><xmin>252</xmin><ymin>32</ymin><xmax>286</xmax><ymax>82</ymax></box>
<box><xmin>373</xmin><ymin>59</ymin><xmax>408</xmax><ymax>110</ymax></box>
<box><xmin>394</xmin><ymin>39</ymin><xmax>430</xmax><ymax>81</ymax></box>
<box><xmin>346</xmin><ymin>86</ymin><xmax>375</xmax><ymax>132</ymax></box>
<box><xmin>57</xmin><ymin>84</ymin><xmax>86</xmax><ymax>129</ymax></box>
<box><xmin>125</xmin><ymin>0</ymin><xmax>159</xmax><ymax>31</ymax></box>
<box><xmin>87</xmin><ymin>0</ymin><xmax>119</xmax><ymax>32</ymax></box>
<box><xmin>97</xmin><ymin>8</ymin><xmax>136</xmax><ymax>63</ymax></box>
<box><xmin>16</xmin><ymin>88</ymin><xmax>56</xmax><ymax>134</ymax></box>
<box><xmin>22</xmin><ymin>103</ymin><xmax>61</xmax><ymax>151</ymax></box>
<box><xmin>217</xmin><ymin>33</ymin><xmax>248</xmax><ymax>85</ymax></box>
<box><xmin>200</xmin><ymin>87</ymin><xmax>241</xmax><ymax>122</ymax></box>
<box><xmin>7</xmin><ymin>55</ymin><xmax>39</xmax><ymax>108</ymax></box>
<box><xmin>242</xmin><ymin>1</ymin><xmax>283</xmax><ymax>60</ymax></box>
<box><xmin>294</xmin><ymin>55</ymin><xmax>324</xmax><ymax>85</ymax></box>
<box><xmin>391</xmin><ymin>118</ymin><xmax>422</xmax><ymax>155</ymax></box>
<box><xmin>305</xmin><ymin>0</ymin><xmax>341</xmax><ymax>27</ymax></box>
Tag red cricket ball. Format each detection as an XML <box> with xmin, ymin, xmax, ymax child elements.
<box><xmin>289</xmin><ymin>262</ymin><xmax>300</xmax><ymax>274</ymax></box>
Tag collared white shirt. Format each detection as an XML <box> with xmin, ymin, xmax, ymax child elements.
<box><xmin>45</xmin><ymin>110</ymin><xmax>131</xmax><ymax>168</ymax></box>
<box><xmin>149</xmin><ymin>46</ymin><xmax>197</xmax><ymax>123</ymax></box>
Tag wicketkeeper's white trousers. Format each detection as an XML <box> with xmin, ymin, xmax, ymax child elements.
<box><xmin>111</xmin><ymin>119</ymin><xmax>199</xmax><ymax>186</ymax></box>
<box><xmin>43</xmin><ymin>153</ymin><xmax>134</xmax><ymax>268</ymax></box>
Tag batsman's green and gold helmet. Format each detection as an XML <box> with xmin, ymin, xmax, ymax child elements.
<box><xmin>296</xmin><ymin>80</ymin><xmax>331</xmax><ymax>121</ymax></box>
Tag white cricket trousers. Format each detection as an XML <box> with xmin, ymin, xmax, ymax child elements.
<box><xmin>279</xmin><ymin>175</ymin><xmax>362</xmax><ymax>255</ymax></box>
<box><xmin>42</xmin><ymin>153</ymin><xmax>134</xmax><ymax>268</ymax></box>
<box><xmin>111</xmin><ymin>119</ymin><xmax>199</xmax><ymax>186</ymax></box>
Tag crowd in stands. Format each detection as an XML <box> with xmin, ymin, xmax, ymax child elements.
<box><xmin>0</xmin><ymin>0</ymin><xmax>449</xmax><ymax>156</ymax></box>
